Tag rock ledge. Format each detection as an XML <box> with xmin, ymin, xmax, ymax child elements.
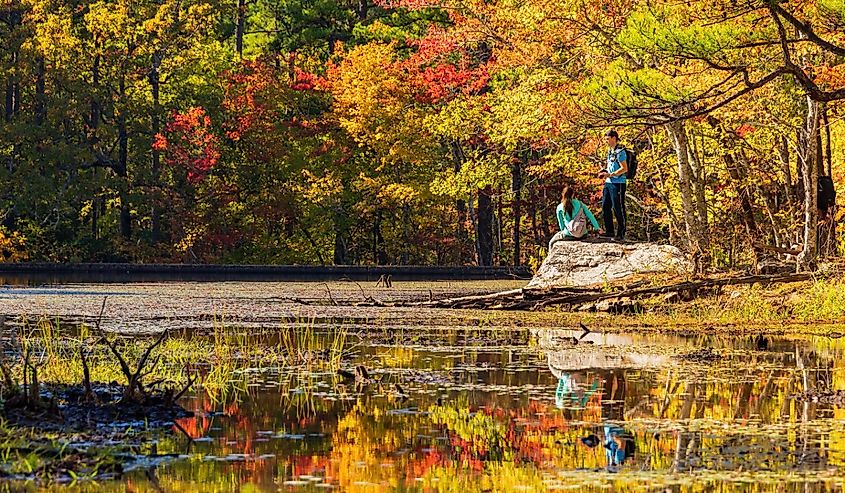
<box><xmin>528</xmin><ymin>238</ymin><xmax>691</xmax><ymax>289</ymax></box>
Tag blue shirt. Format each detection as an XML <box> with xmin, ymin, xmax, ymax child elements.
<box><xmin>606</xmin><ymin>147</ymin><xmax>627</xmax><ymax>184</ymax></box>
<box><xmin>604</xmin><ymin>425</ymin><xmax>628</xmax><ymax>466</ymax></box>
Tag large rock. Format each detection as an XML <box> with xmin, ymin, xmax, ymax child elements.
<box><xmin>528</xmin><ymin>237</ymin><xmax>691</xmax><ymax>289</ymax></box>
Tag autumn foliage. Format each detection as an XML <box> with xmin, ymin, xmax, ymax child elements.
<box><xmin>153</xmin><ymin>107</ymin><xmax>221</xmax><ymax>184</ymax></box>
<box><xmin>0</xmin><ymin>0</ymin><xmax>843</xmax><ymax>266</ymax></box>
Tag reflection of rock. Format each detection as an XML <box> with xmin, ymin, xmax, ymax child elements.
<box><xmin>529</xmin><ymin>239</ymin><xmax>691</xmax><ymax>289</ymax></box>
<box><xmin>534</xmin><ymin>329</ymin><xmax>671</xmax><ymax>378</ymax></box>
<box><xmin>546</xmin><ymin>350</ymin><xmax>669</xmax><ymax>378</ymax></box>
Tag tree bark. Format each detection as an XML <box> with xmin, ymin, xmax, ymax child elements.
<box><xmin>476</xmin><ymin>186</ymin><xmax>494</xmax><ymax>266</ymax></box>
<box><xmin>372</xmin><ymin>209</ymin><xmax>387</xmax><ymax>265</ymax></box>
<box><xmin>779</xmin><ymin>135</ymin><xmax>792</xmax><ymax>205</ymax></box>
<box><xmin>686</xmin><ymin>131</ymin><xmax>709</xmax><ymax>238</ymax></box>
<box><xmin>235</xmin><ymin>0</ymin><xmax>246</xmax><ymax>57</ymax></box>
<box><xmin>823</xmin><ymin>106</ymin><xmax>832</xmax><ymax>177</ymax></box>
<box><xmin>356</xmin><ymin>0</ymin><xmax>368</xmax><ymax>19</ymax></box>
<box><xmin>797</xmin><ymin>96</ymin><xmax>820</xmax><ymax>271</ymax></box>
<box><xmin>511</xmin><ymin>158</ymin><xmax>522</xmax><ymax>267</ymax></box>
<box><xmin>665</xmin><ymin>121</ymin><xmax>710</xmax><ymax>265</ymax></box>
<box><xmin>91</xmin><ymin>56</ymin><xmax>101</xmax><ymax>241</ymax></box>
<box><xmin>529</xmin><ymin>187</ymin><xmax>540</xmax><ymax>247</ymax></box>
<box><xmin>150</xmin><ymin>52</ymin><xmax>163</xmax><ymax>244</ymax></box>
<box><xmin>725</xmin><ymin>153</ymin><xmax>758</xmax><ymax>237</ymax></box>
<box><xmin>118</xmin><ymin>76</ymin><xmax>131</xmax><ymax>240</ymax></box>
<box><xmin>5</xmin><ymin>48</ymin><xmax>18</xmax><ymax>174</ymax></box>
<box><xmin>333</xmin><ymin>206</ymin><xmax>347</xmax><ymax>265</ymax></box>
<box><xmin>450</xmin><ymin>141</ymin><xmax>469</xmax><ymax>262</ymax></box>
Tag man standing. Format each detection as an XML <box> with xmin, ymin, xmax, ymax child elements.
<box><xmin>599</xmin><ymin>129</ymin><xmax>628</xmax><ymax>241</ymax></box>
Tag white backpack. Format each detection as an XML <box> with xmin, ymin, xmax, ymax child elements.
<box><xmin>566</xmin><ymin>202</ymin><xmax>588</xmax><ymax>238</ymax></box>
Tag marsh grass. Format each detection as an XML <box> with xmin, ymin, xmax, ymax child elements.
<box><xmin>0</xmin><ymin>314</ymin><xmax>350</xmax><ymax>410</ymax></box>
<box><xmin>280</xmin><ymin>318</ymin><xmax>348</xmax><ymax>371</ymax></box>
<box><xmin>629</xmin><ymin>277</ymin><xmax>845</xmax><ymax>329</ymax></box>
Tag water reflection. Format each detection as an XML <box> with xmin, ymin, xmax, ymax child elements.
<box><xmin>8</xmin><ymin>330</ymin><xmax>845</xmax><ymax>492</ymax></box>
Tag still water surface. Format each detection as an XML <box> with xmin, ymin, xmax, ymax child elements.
<box><xmin>3</xmin><ymin>282</ymin><xmax>845</xmax><ymax>492</ymax></box>
<box><xmin>83</xmin><ymin>331</ymin><xmax>845</xmax><ymax>491</ymax></box>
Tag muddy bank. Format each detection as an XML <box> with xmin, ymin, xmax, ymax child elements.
<box><xmin>4</xmin><ymin>383</ymin><xmax>192</xmax><ymax>432</ymax></box>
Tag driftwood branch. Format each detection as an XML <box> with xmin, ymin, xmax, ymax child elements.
<box><xmin>753</xmin><ymin>241</ymin><xmax>802</xmax><ymax>256</ymax></box>
<box><xmin>173</xmin><ymin>374</ymin><xmax>197</xmax><ymax>402</ymax></box>
<box><xmin>101</xmin><ymin>330</ymin><xmax>169</xmax><ymax>402</ymax></box>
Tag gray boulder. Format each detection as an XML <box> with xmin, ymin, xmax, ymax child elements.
<box><xmin>528</xmin><ymin>236</ymin><xmax>691</xmax><ymax>289</ymax></box>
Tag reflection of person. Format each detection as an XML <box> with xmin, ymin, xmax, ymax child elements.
<box><xmin>578</xmin><ymin>371</ymin><xmax>636</xmax><ymax>470</ymax></box>
<box><xmin>555</xmin><ymin>372</ymin><xmax>599</xmax><ymax>409</ymax></box>
<box><xmin>578</xmin><ymin>425</ymin><xmax>635</xmax><ymax>468</ymax></box>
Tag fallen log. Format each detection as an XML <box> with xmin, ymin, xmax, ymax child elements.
<box><xmin>531</xmin><ymin>272</ymin><xmax>813</xmax><ymax>310</ymax></box>
<box><xmin>753</xmin><ymin>242</ymin><xmax>802</xmax><ymax>256</ymax></box>
<box><xmin>410</xmin><ymin>288</ymin><xmax>525</xmax><ymax>308</ymax></box>
<box><xmin>408</xmin><ymin>272</ymin><xmax>815</xmax><ymax>311</ymax></box>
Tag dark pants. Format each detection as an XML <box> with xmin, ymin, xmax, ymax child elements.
<box><xmin>602</xmin><ymin>182</ymin><xmax>627</xmax><ymax>239</ymax></box>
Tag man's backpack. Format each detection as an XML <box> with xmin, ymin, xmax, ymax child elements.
<box><xmin>613</xmin><ymin>145</ymin><xmax>638</xmax><ymax>181</ymax></box>
<box><xmin>625</xmin><ymin>147</ymin><xmax>638</xmax><ymax>181</ymax></box>
<box><xmin>818</xmin><ymin>176</ymin><xmax>836</xmax><ymax>210</ymax></box>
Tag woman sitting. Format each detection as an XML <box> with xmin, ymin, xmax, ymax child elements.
<box><xmin>550</xmin><ymin>186</ymin><xmax>602</xmax><ymax>247</ymax></box>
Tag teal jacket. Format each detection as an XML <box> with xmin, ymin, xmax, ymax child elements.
<box><xmin>556</xmin><ymin>199</ymin><xmax>600</xmax><ymax>237</ymax></box>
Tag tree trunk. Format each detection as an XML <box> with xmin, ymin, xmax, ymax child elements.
<box><xmin>704</xmin><ymin>116</ymin><xmax>758</xmax><ymax>243</ymax></box>
<box><xmin>372</xmin><ymin>209</ymin><xmax>387</xmax><ymax>265</ymax></box>
<box><xmin>450</xmin><ymin>141</ymin><xmax>470</xmax><ymax>263</ymax></box>
<box><xmin>823</xmin><ymin>106</ymin><xmax>832</xmax><ymax>177</ymax></box>
<box><xmin>118</xmin><ymin>77</ymin><xmax>131</xmax><ymax>240</ymax></box>
<box><xmin>150</xmin><ymin>52</ymin><xmax>163</xmax><ymax>244</ymax></box>
<box><xmin>779</xmin><ymin>135</ymin><xmax>792</xmax><ymax>206</ymax></box>
<box><xmin>822</xmin><ymin>106</ymin><xmax>835</xmax><ymax>255</ymax></box>
<box><xmin>476</xmin><ymin>186</ymin><xmax>494</xmax><ymax>266</ymax></box>
<box><xmin>724</xmin><ymin>153</ymin><xmax>758</xmax><ymax>238</ymax></box>
<box><xmin>4</xmin><ymin>80</ymin><xmax>11</xmax><ymax>124</ymax></box>
<box><xmin>5</xmin><ymin>49</ymin><xmax>18</xmax><ymax>173</ymax></box>
<box><xmin>529</xmin><ymin>187</ymin><xmax>540</xmax><ymax>247</ymax></box>
<box><xmin>797</xmin><ymin>97</ymin><xmax>820</xmax><ymax>271</ymax></box>
<box><xmin>665</xmin><ymin>121</ymin><xmax>710</xmax><ymax>265</ymax></box>
<box><xmin>35</xmin><ymin>57</ymin><xmax>46</xmax><ymax>126</ymax></box>
<box><xmin>495</xmin><ymin>187</ymin><xmax>502</xmax><ymax>264</ymax></box>
<box><xmin>235</xmin><ymin>0</ymin><xmax>246</xmax><ymax>57</ymax></box>
<box><xmin>333</xmin><ymin>206</ymin><xmax>347</xmax><ymax>265</ymax></box>
<box><xmin>538</xmin><ymin>187</ymin><xmax>550</xmax><ymax>244</ymax></box>
<box><xmin>91</xmin><ymin>56</ymin><xmax>101</xmax><ymax>241</ymax></box>
<box><xmin>511</xmin><ymin>159</ymin><xmax>521</xmax><ymax>267</ymax></box>
<box><xmin>686</xmin><ymin>131</ymin><xmax>709</xmax><ymax>238</ymax></box>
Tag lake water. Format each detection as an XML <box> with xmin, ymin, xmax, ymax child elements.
<box><xmin>2</xmin><ymin>282</ymin><xmax>845</xmax><ymax>492</ymax></box>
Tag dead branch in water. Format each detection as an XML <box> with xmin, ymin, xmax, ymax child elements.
<box><xmin>101</xmin><ymin>330</ymin><xmax>169</xmax><ymax>402</ymax></box>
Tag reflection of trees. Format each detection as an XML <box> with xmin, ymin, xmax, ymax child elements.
<box><xmin>87</xmin><ymin>340</ymin><xmax>845</xmax><ymax>491</ymax></box>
